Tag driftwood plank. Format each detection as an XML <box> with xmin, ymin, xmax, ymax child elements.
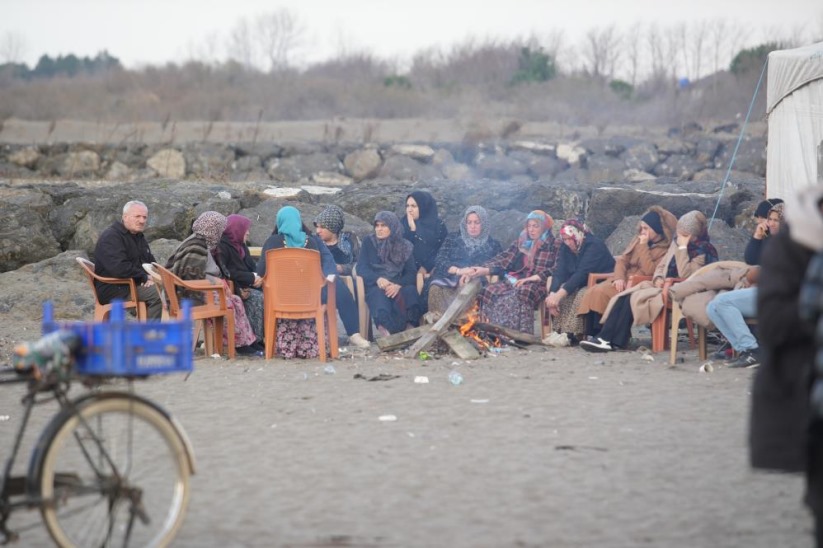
<box><xmin>440</xmin><ymin>331</ymin><xmax>481</xmax><ymax>360</ymax></box>
<box><xmin>474</xmin><ymin>322</ymin><xmax>542</xmax><ymax>345</ymax></box>
<box><xmin>375</xmin><ymin>325</ymin><xmax>430</xmax><ymax>351</ymax></box>
<box><xmin>406</xmin><ymin>280</ymin><xmax>481</xmax><ymax>357</ymax></box>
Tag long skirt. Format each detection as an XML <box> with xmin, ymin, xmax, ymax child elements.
<box><xmin>223</xmin><ymin>293</ymin><xmax>256</xmax><ymax>347</ymax></box>
<box><xmin>243</xmin><ymin>288</ymin><xmax>264</xmax><ymax>342</ymax></box>
<box><xmin>366</xmin><ymin>285</ymin><xmax>420</xmax><ymax>334</ymax></box>
<box><xmin>428</xmin><ymin>285</ymin><xmax>459</xmax><ymax>317</ymax></box>
<box><xmin>477</xmin><ymin>283</ymin><xmax>538</xmax><ymax>334</ymax></box>
<box><xmin>553</xmin><ymin>288</ymin><xmax>587</xmax><ymax>337</ymax></box>
<box><xmin>275</xmin><ymin>319</ymin><xmax>320</xmax><ymax>359</ymax></box>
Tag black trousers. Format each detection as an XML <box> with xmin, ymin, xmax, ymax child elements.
<box><xmin>597</xmin><ymin>295</ymin><xmax>634</xmax><ymax>348</ymax></box>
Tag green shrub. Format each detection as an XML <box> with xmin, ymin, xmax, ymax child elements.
<box><xmin>609</xmin><ymin>79</ymin><xmax>633</xmax><ymax>100</ymax></box>
<box><xmin>511</xmin><ymin>47</ymin><xmax>556</xmax><ymax>85</ymax></box>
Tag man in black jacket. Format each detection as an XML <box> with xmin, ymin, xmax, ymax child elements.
<box><xmin>93</xmin><ymin>200</ymin><xmax>163</xmax><ymax>319</ymax></box>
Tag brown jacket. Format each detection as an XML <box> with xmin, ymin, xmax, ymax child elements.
<box><xmin>668</xmin><ymin>261</ymin><xmax>750</xmax><ymax>327</ymax></box>
<box><xmin>578</xmin><ymin>206</ymin><xmax>677</xmax><ymax>315</ymax></box>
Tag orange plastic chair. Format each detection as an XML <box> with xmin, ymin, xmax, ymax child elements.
<box><xmin>153</xmin><ymin>263</ymin><xmax>236</xmax><ymax>359</ymax></box>
<box><xmin>262</xmin><ymin>248</ymin><xmax>339</xmax><ymax>361</ymax></box>
<box><xmin>76</xmin><ymin>257</ymin><xmax>147</xmax><ymax>322</ymax></box>
<box><xmin>341</xmin><ymin>263</ymin><xmax>370</xmax><ymax>340</ymax></box>
<box><xmin>142</xmin><ymin>263</ymin><xmax>170</xmax><ymax>320</ymax></box>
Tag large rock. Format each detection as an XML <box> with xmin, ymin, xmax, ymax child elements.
<box><xmin>8</xmin><ymin>146</ymin><xmax>40</xmax><ymax>168</ymax></box>
<box><xmin>147</xmin><ymin>149</ymin><xmax>186</xmax><ymax>178</ymax></box>
<box><xmin>267</xmin><ymin>152</ymin><xmax>342</xmax><ymax>182</ymax></box>
<box><xmin>0</xmin><ymin>186</ymin><xmax>62</xmax><ymax>271</ymax></box>
<box><xmin>59</xmin><ymin>150</ymin><xmax>101</xmax><ymax>177</ymax></box>
<box><xmin>0</xmin><ymin>250</ymin><xmax>90</xmax><ymax>321</ymax></box>
<box><xmin>343</xmin><ymin>148</ymin><xmax>382</xmax><ymax>181</ymax></box>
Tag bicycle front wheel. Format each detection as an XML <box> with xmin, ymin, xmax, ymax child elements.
<box><xmin>38</xmin><ymin>394</ymin><xmax>191</xmax><ymax>548</ymax></box>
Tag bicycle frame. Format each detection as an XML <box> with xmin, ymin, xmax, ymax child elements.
<box><xmin>0</xmin><ymin>367</ymin><xmax>196</xmax><ymax>544</ymax></box>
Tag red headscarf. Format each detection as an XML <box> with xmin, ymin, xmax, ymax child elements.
<box><xmin>224</xmin><ymin>214</ymin><xmax>252</xmax><ymax>258</ymax></box>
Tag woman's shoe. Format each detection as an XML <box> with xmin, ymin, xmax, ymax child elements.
<box><xmin>236</xmin><ymin>345</ymin><xmax>264</xmax><ymax>357</ymax></box>
<box><xmin>580</xmin><ymin>337</ymin><xmax>613</xmax><ymax>353</ymax></box>
<box><xmin>349</xmin><ymin>333</ymin><xmax>371</xmax><ymax>349</ymax></box>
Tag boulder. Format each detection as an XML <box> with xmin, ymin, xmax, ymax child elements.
<box><xmin>0</xmin><ymin>186</ymin><xmax>62</xmax><ymax>271</ymax></box>
<box><xmin>343</xmin><ymin>148</ymin><xmax>382</xmax><ymax>181</ymax></box>
<box><xmin>389</xmin><ymin>144</ymin><xmax>435</xmax><ymax>162</ymax></box>
<box><xmin>147</xmin><ymin>149</ymin><xmax>186</xmax><ymax>178</ymax></box>
<box><xmin>59</xmin><ymin>150</ymin><xmax>101</xmax><ymax>177</ymax></box>
<box><xmin>8</xmin><ymin>146</ymin><xmax>40</xmax><ymax>168</ymax></box>
<box><xmin>267</xmin><ymin>152</ymin><xmax>342</xmax><ymax>182</ymax></box>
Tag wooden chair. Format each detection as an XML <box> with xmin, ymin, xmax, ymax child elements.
<box><xmin>142</xmin><ymin>263</ymin><xmax>170</xmax><ymax>320</ymax></box>
<box><xmin>248</xmin><ymin>246</ymin><xmax>262</xmax><ymax>259</ymax></box>
<box><xmin>340</xmin><ymin>264</ymin><xmax>371</xmax><ymax>340</ymax></box>
<box><xmin>75</xmin><ymin>257</ymin><xmax>147</xmax><ymax>322</ymax></box>
<box><xmin>152</xmin><ymin>263</ymin><xmax>236</xmax><ymax>359</ymax></box>
<box><xmin>262</xmin><ymin>248</ymin><xmax>339</xmax><ymax>362</ymax></box>
<box><xmin>667</xmin><ymin>260</ymin><xmax>750</xmax><ymax>364</ymax></box>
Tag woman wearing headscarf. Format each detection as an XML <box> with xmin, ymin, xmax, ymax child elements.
<box><xmin>466</xmin><ymin>210</ymin><xmax>558</xmax><ymax>334</ymax></box>
<box><xmin>166</xmin><ymin>210</ymin><xmax>261</xmax><ymax>356</ymax></box>
<box><xmin>578</xmin><ymin>206</ymin><xmax>677</xmax><ymax>338</ymax></box>
<box><xmin>401</xmin><ymin>190</ymin><xmax>448</xmax><ymax>273</ymax></box>
<box><xmin>314</xmin><ymin>204</ymin><xmax>361</xmax><ymax>276</ymax></box>
<box><xmin>545</xmin><ymin>219</ymin><xmax>616</xmax><ymax>339</ymax></box>
<box><xmin>427</xmin><ymin>205</ymin><xmax>503</xmax><ymax>316</ymax></box>
<box><xmin>580</xmin><ymin>210</ymin><xmax>718</xmax><ymax>352</ymax></box>
<box><xmin>218</xmin><ymin>214</ymin><xmax>265</xmax><ymax>343</ymax></box>
<box><xmin>255</xmin><ymin>206</ymin><xmax>369</xmax><ymax>356</ymax></box>
<box><xmin>357</xmin><ymin>211</ymin><xmax>420</xmax><ymax>336</ymax></box>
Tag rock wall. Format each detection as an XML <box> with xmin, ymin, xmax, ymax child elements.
<box><xmin>1</xmin><ymin>130</ymin><xmax>767</xmax><ymax>276</ymax></box>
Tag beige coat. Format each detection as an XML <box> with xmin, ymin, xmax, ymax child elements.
<box><xmin>601</xmin><ymin>240</ymin><xmax>714</xmax><ymax>327</ymax></box>
<box><xmin>578</xmin><ymin>206</ymin><xmax>677</xmax><ymax>315</ymax></box>
<box><xmin>668</xmin><ymin>261</ymin><xmax>750</xmax><ymax>327</ymax></box>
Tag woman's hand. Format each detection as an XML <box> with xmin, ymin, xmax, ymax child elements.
<box><xmin>676</xmin><ymin>232</ymin><xmax>691</xmax><ymax>248</ymax></box>
<box><xmin>385</xmin><ymin>282</ymin><xmax>400</xmax><ymax>298</ymax></box>
<box><xmin>514</xmin><ymin>274</ymin><xmax>538</xmax><ymax>287</ymax></box>
<box><xmin>653</xmin><ymin>277</ymin><xmax>664</xmax><ymax>288</ymax></box>
<box><xmin>612</xmin><ymin>278</ymin><xmax>626</xmax><ymax>292</ymax></box>
<box><xmin>252</xmin><ymin>273</ymin><xmax>264</xmax><ymax>288</ymax></box>
<box><xmin>406</xmin><ymin>213</ymin><xmax>416</xmax><ymax>232</ymax></box>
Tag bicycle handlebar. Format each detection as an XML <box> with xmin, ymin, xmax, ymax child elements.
<box><xmin>13</xmin><ymin>330</ymin><xmax>83</xmax><ymax>374</ymax></box>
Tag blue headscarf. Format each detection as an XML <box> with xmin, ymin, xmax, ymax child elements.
<box><xmin>276</xmin><ymin>206</ymin><xmax>307</xmax><ymax>248</ymax></box>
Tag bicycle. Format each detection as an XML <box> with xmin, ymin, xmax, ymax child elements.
<box><xmin>0</xmin><ymin>300</ymin><xmax>196</xmax><ymax>547</ymax></box>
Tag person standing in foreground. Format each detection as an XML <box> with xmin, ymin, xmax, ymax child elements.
<box><xmin>93</xmin><ymin>200</ymin><xmax>163</xmax><ymax>319</ymax></box>
<box><xmin>751</xmin><ymin>185</ymin><xmax>823</xmax><ymax>547</ymax></box>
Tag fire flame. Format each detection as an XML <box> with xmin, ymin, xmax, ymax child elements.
<box><xmin>459</xmin><ymin>305</ymin><xmax>501</xmax><ymax>350</ymax></box>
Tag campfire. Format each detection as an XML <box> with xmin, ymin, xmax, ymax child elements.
<box><xmin>375</xmin><ymin>281</ymin><xmax>540</xmax><ymax>359</ymax></box>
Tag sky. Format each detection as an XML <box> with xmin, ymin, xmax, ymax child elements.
<box><xmin>2</xmin><ymin>0</ymin><xmax>822</xmax><ymax>71</ymax></box>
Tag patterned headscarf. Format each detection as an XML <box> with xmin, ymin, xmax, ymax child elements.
<box><xmin>768</xmin><ymin>202</ymin><xmax>785</xmax><ymax>220</ymax></box>
<box><xmin>517</xmin><ymin>210</ymin><xmax>554</xmax><ymax>268</ymax></box>
<box><xmin>460</xmin><ymin>205</ymin><xmax>491</xmax><ymax>250</ymax></box>
<box><xmin>224</xmin><ymin>214</ymin><xmax>251</xmax><ymax>258</ymax></box>
<box><xmin>314</xmin><ymin>205</ymin><xmax>345</xmax><ymax>236</ymax></box>
<box><xmin>192</xmin><ymin>211</ymin><xmax>227</xmax><ymax>251</ymax></box>
<box><xmin>276</xmin><ymin>206</ymin><xmax>308</xmax><ymax>248</ymax></box>
<box><xmin>667</xmin><ymin>210</ymin><xmax>718</xmax><ymax>276</ymax></box>
<box><xmin>371</xmin><ymin>211</ymin><xmax>413</xmax><ymax>272</ymax></box>
<box><xmin>559</xmin><ymin>219</ymin><xmax>589</xmax><ymax>250</ymax></box>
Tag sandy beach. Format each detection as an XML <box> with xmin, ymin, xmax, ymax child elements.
<box><xmin>0</xmin><ymin>332</ymin><xmax>812</xmax><ymax>548</ymax></box>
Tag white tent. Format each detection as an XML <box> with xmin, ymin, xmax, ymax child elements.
<box><xmin>766</xmin><ymin>41</ymin><xmax>823</xmax><ymax>198</ymax></box>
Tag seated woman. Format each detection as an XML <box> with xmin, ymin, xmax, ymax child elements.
<box><xmin>427</xmin><ymin>205</ymin><xmax>503</xmax><ymax>317</ymax></box>
<box><xmin>401</xmin><ymin>190</ymin><xmax>448</xmax><ymax>274</ymax></box>
<box><xmin>165</xmin><ymin>211</ymin><xmax>261</xmax><ymax>356</ymax></box>
<box><xmin>255</xmin><ymin>206</ymin><xmax>369</xmax><ymax>356</ymax></box>
<box><xmin>466</xmin><ymin>210</ymin><xmax>557</xmax><ymax>334</ymax></box>
<box><xmin>218</xmin><ymin>214</ymin><xmax>265</xmax><ymax>344</ymax></box>
<box><xmin>545</xmin><ymin>220</ymin><xmax>616</xmax><ymax>340</ymax></box>
<box><xmin>357</xmin><ymin>211</ymin><xmax>420</xmax><ymax>337</ymax></box>
<box><xmin>578</xmin><ymin>206</ymin><xmax>677</xmax><ymax>338</ymax></box>
<box><xmin>580</xmin><ymin>210</ymin><xmax>718</xmax><ymax>352</ymax></box>
<box><xmin>314</xmin><ymin>204</ymin><xmax>361</xmax><ymax>276</ymax></box>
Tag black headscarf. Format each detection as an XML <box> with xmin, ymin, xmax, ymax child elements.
<box><xmin>371</xmin><ymin>211</ymin><xmax>413</xmax><ymax>276</ymax></box>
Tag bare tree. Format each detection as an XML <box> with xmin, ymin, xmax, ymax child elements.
<box><xmin>623</xmin><ymin>22</ymin><xmax>643</xmax><ymax>86</ymax></box>
<box><xmin>539</xmin><ymin>29</ymin><xmax>567</xmax><ymax>74</ymax></box>
<box><xmin>186</xmin><ymin>30</ymin><xmax>221</xmax><ymax>65</ymax></box>
<box><xmin>581</xmin><ymin>25</ymin><xmax>622</xmax><ymax>80</ymax></box>
<box><xmin>255</xmin><ymin>9</ymin><xmax>304</xmax><ymax>72</ymax></box>
<box><xmin>226</xmin><ymin>17</ymin><xmax>258</xmax><ymax>69</ymax></box>
<box><xmin>0</xmin><ymin>31</ymin><xmax>27</xmax><ymax>64</ymax></box>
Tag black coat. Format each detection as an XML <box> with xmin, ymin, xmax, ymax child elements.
<box><xmin>92</xmin><ymin>221</ymin><xmax>156</xmax><ymax>304</ymax></box>
<box><xmin>218</xmin><ymin>236</ymin><xmax>257</xmax><ymax>291</ymax></box>
<box><xmin>549</xmin><ymin>235</ymin><xmax>615</xmax><ymax>294</ymax></box>
<box><xmin>750</xmin><ymin>227</ymin><xmax>815</xmax><ymax>473</ymax></box>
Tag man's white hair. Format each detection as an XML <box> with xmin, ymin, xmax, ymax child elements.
<box><xmin>123</xmin><ymin>200</ymin><xmax>148</xmax><ymax>215</ymax></box>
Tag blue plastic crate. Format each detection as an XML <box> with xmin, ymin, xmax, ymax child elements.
<box><xmin>41</xmin><ymin>300</ymin><xmax>194</xmax><ymax>376</ymax></box>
